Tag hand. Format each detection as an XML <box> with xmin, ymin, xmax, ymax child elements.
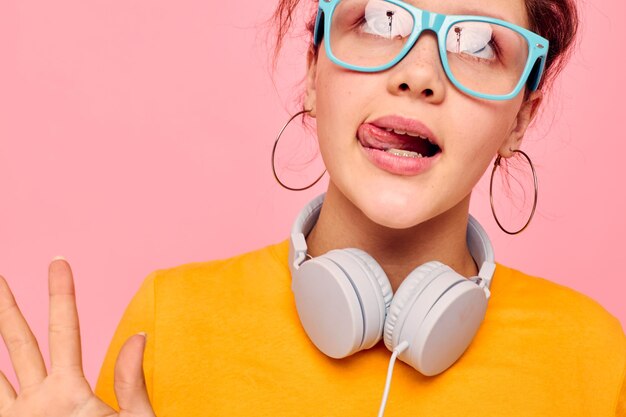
<box><xmin>0</xmin><ymin>257</ymin><xmax>156</xmax><ymax>417</ymax></box>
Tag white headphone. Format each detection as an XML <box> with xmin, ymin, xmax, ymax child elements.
<box><xmin>288</xmin><ymin>193</ymin><xmax>496</xmax><ymax>376</ymax></box>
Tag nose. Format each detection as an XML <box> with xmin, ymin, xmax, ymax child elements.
<box><xmin>386</xmin><ymin>31</ymin><xmax>446</xmax><ymax>103</ymax></box>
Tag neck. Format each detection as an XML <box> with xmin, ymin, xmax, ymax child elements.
<box><xmin>305</xmin><ymin>182</ymin><xmax>478</xmax><ymax>292</ymax></box>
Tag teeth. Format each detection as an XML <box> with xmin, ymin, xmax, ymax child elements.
<box><xmin>385</xmin><ymin>127</ymin><xmax>431</xmax><ymax>142</ymax></box>
<box><xmin>406</xmin><ymin>132</ymin><xmax>429</xmax><ymax>141</ymax></box>
<box><xmin>378</xmin><ymin>125</ymin><xmax>438</xmax><ymax>147</ymax></box>
<box><xmin>386</xmin><ymin>148</ymin><xmax>423</xmax><ymax>158</ymax></box>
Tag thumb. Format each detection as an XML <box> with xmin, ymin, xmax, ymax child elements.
<box><xmin>113</xmin><ymin>333</ymin><xmax>155</xmax><ymax>415</ymax></box>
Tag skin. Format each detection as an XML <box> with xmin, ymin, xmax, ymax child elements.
<box><xmin>0</xmin><ymin>259</ymin><xmax>154</xmax><ymax>416</ymax></box>
<box><xmin>305</xmin><ymin>0</ymin><xmax>543</xmax><ymax>291</ymax></box>
<box><xmin>0</xmin><ymin>0</ymin><xmax>543</xmax><ymax>414</ymax></box>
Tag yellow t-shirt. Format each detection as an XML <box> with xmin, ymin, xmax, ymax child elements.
<box><xmin>95</xmin><ymin>239</ymin><xmax>626</xmax><ymax>416</ymax></box>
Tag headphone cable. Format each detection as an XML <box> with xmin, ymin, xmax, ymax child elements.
<box><xmin>377</xmin><ymin>341</ymin><xmax>410</xmax><ymax>417</ymax></box>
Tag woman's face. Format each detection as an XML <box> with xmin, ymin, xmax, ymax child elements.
<box><xmin>305</xmin><ymin>0</ymin><xmax>542</xmax><ymax>229</ymax></box>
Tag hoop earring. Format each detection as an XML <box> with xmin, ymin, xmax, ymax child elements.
<box><xmin>271</xmin><ymin>109</ymin><xmax>326</xmax><ymax>191</ymax></box>
<box><xmin>489</xmin><ymin>149</ymin><xmax>538</xmax><ymax>235</ymax></box>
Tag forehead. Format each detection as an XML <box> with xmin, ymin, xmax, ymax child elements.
<box><xmin>403</xmin><ymin>0</ymin><xmax>530</xmax><ymax>28</ymax></box>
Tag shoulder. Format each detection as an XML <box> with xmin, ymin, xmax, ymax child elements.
<box><xmin>491</xmin><ymin>264</ymin><xmax>626</xmax><ymax>410</ymax></box>
<box><xmin>492</xmin><ymin>263</ymin><xmax>625</xmax><ymax>333</ymax></box>
<box><xmin>152</xmin><ymin>239</ymin><xmax>289</xmax><ymax>281</ymax></box>
<box><xmin>143</xmin><ymin>239</ymin><xmax>291</xmax><ymax>302</ymax></box>
<box><xmin>492</xmin><ymin>263</ymin><xmax>626</xmax><ymax>353</ymax></box>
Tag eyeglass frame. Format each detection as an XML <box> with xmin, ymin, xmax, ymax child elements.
<box><xmin>312</xmin><ymin>0</ymin><xmax>550</xmax><ymax>101</ymax></box>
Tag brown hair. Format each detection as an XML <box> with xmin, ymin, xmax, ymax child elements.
<box><xmin>268</xmin><ymin>0</ymin><xmax>579</xmax><ymax>95</ymax></box>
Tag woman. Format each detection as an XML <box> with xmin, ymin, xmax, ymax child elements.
<box><xmin>0</xmin><ymin>0</ymin><xmax>624</xmax><ymax>415</ymax></box>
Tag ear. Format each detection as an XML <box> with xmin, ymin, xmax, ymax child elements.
<box><xmin>499</xmin><ymin>90</ymin><xmax>543</xmax><ymax>157</ymax></box>
<box><xmin>304</xmin><ymin>46</ymin><xmax>318</xmax><ymax>117</ymax></box>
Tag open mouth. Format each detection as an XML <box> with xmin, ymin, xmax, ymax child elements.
<box><xmin>357</xmin><ymin>124</ymin><xmax>442</xmax><ymax>158</ymax></box>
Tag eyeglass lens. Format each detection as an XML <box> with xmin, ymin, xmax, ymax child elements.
<box><xmin>329</xmin><ymin>0</ymin><xmax>530</xmax><ymax>95</ymax></box>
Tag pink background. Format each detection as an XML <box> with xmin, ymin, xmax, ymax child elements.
<box><xmin>0</xmin><ymin>0</ymin><xmax>624</xmax><ymax>388</ymax></box>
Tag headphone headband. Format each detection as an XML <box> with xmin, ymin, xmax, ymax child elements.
<box><xmin>288</xmin><ymin>193</ymin><xmax>496</xmax><ymax>289</ymax></box>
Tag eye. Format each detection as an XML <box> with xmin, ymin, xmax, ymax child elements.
<box><xmin>359</xmin><ymin>0</ymin><xmax>413</xmax><ymax>39</ymax></box>
<box><xmin>447</xmin><ymin>22</ymin><xmax>500</xmax><ymax>60</ymax></box>
<box><xmin>469</xmin><ymin>36</ymin><xmax>499</xmax><ymax>59</ymax></box>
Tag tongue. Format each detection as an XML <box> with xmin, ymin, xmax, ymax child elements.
<box><xmin>357</xmin><ymin>123</ymin><xmax>436</xmax><ymax>156</ymax></box>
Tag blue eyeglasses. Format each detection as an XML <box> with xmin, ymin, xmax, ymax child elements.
<box><xmin>313</xmin><ymin>0</ymin><xmax>549</xmax><ymax>100</ymax></box>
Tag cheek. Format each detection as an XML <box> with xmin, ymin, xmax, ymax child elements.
<box><xmin>316</xmin><ymin>69</ymin><xmax>369</xmax><ymax>125</ymax></box>
<box><xmin>439</xmin><ymin>99</ymin><xmax>522</xmax><ymax>196</ymax></box>
<box><xmin>314</xmin><ymin>65</ymin><xmax>374</xmax><ymax>168</ymax></box>
<box><xmin>448</xmin><ymin>100</ymin><xmax>520</xmax><ymax>161</ymax></box>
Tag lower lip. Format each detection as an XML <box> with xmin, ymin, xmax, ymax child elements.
<box><xmin>358</xmin><ymin>141</ymin><xmax>441</xmax><ymax>176</ymax></box>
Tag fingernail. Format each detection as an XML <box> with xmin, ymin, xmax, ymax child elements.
<box><xmin>137</xmin><ymin>331</ymin><xmax>147</xmax><ymax>338</ymax></box>
<box><xmin>52</xmin><ymin>255</ymin><xmax>66</xmax><ymax>261</ymax></box>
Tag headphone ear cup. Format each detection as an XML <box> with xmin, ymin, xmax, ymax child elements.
<box><xmin>384</xmin><ymin>262</ymin><xmax>488</xmax><ymax>376</ymax></box>
<box><xmin>291</xmin><ymin>248</ymin><xmax>390</xmax><ymax>358</ymax></box>
<box><xmin>322</xmin><ymin>249</ymin><xmax>391</xmax><ymax>351</ymax></box>
<box><xmin>384</xmin><ymin>261</ymin><xmax>443</xmax><ymax>351</ymax></box>
<box><xmin>342</xmin><ymin>248</ymin><xmax>393</xmax><ymax>348</ymax></box>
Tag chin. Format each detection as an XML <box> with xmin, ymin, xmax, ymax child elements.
<box><xmin>369</xmin><ymin>214</ymin><xmax>423</xmax><ymax>230</ymax></box>
<box><xmin>354</xmin><ymin>189</ymin><xmax>437</xmax><ymax>230</ymax></box>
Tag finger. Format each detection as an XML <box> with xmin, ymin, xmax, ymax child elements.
<box><xmin>0</xmin><ymin>369</ymin><xmax>17</xmax><ymax>410</ymax></box>
<box><xmin>0</xmin><ymin>275</ymin><xmax>47</xmax><ymax>390</ymax></box>
<box><xmin>48</xmin><ymin>258</ymin><xmax>83</xmax><ymax>374</ymax></box>
<box><xmin>114</xmin><ymin>333</ymin><xmax>154</xmax><ymax>415</ymax></box>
